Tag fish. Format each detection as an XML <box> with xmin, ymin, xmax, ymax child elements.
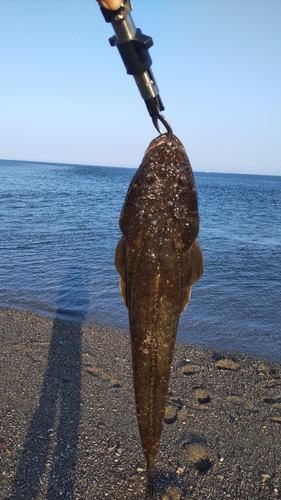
<box><xmin>114</xmin><ymin>133</ymin><xmax>204</xmax><ymax>497</ymax></box>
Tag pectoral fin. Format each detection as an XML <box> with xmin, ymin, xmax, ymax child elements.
<box><xmin>114</xmin><ymin>236</ymin><xmax>128</xmax><ymax>307</ymax></box>
<box><xmin>179</xmin><ymin>239</ymin><xmax>204</xmax><ymax>314</ymax></box>
<box><xmin>179</xmin><ymin>287</ymin><xmax>192</xmax><ymax>315</ymax></box>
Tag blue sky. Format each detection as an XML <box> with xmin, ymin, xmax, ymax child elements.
<box><xmin>1</xmin><ymin>0</ymin><xmax>280</xmax><ymax>175</ymax></box>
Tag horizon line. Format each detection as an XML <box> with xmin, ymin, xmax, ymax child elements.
<box><xmin>0</xmin><ymin>158</ymin><xmax>280</xmax><ymax>178</ymax></box>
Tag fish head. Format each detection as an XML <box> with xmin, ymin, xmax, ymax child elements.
<box><xmin>120</xmin><ymin>134</ymin><xmax>200</xmax><ymax>252</ymax></box>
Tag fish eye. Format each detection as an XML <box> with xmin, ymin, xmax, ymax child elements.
<box><xmin>178</xmin><ymin>174</ymin><xmax>188</xmax><ymax>186</ymax></box>
<box><xmin>145</xmin><ymin>172</ymin><xmax>156</xmax><ymax>184</ymax></box>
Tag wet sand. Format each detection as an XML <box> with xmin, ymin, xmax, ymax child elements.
<box><xmin>1</xmin><ymin>306</ymin><xmax>281</xmax><ymax>499</ymax></box>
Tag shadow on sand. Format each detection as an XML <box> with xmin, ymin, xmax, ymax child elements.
<box><xmin>6</xmin><ymin>268</ymin><xmax>89</xmax><ymax>499</ymax></box>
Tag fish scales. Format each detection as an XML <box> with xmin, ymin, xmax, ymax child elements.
<box><xmin>115</xmin><ymin>134</ymin><xmax>204</xmax><ymax>497</ymax></box>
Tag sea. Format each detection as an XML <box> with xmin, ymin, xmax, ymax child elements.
<box><xmin>0</xmin><ymin>159</ymin><xmax>280</xmax><ymax>362</ymax></box>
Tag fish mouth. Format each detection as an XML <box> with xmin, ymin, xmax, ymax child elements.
<box><xmin>145</xmin><ymin>133</ymin><xmax>186</xmax><ymax>155</ymax></box>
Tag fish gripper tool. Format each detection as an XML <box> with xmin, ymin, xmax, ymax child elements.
<box><xmin>100</xmin><ymin>0</ymin><xmax>173</xmax><ymax>136</ymax></box>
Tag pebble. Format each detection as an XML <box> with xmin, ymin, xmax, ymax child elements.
<box><xmin>167</xmin><ymin>395</ymin><xmax>183</xmax><ymax>408</ymax></box>
<box><xmin>180</xmin><ymin>364</ymin><xmax>204</xmax><ymax>375</ymax></box>
<box><xmin>178</xmin><ymin>408</ymin><xmax>195</xmax><ymax>422</ymax></box>
<box><xmin>261</xmin><ymin>473</ymin><xmax>270</xmax><ymax>482</ymax></box>
<box><xmin>215</xmin><ymin>359</ymin><xmax>240</xmax><ymax>370</ymax></box>
<box><xmin>109</xmin><ymin>378</ymin><xmax>123</xmax><ymax>388</ymax></box>
<box><xmin>257</xmin><ymin>362</ymin><xmax>271</xmax><ymax>372</ymax></box>
<box><xmin>271</xmin><ymin>416</ymin><xmax>281</xmax><ymax>423</ymax></box>
<box><xmin>226</xmin><ymin>395</ymin><xmax>258</xmax><ymax>412</ymax></box>
<box><xmin>184</xmin><ymin>443</ymin><xmax>212</xmax><ymax>472</ymax></box>
<box><xmin>194</xmin><ymin>389</ymin><xmax>211</xmax><ymax>404</ymax></box>
<box><xmin>273</xmin><ymin>403</ymin><xmax>281</xmax><ymax>411</ymax></box>
<box><xmin>162</xmin><ymin>485</ymin><xmax>183</xmax><ymax>500</ymax></box>
<box><xmin>176</xmin><ymin>467</ymin><xmax>185</xmax><ymax>474</ymax></box>
<box><xmin>185</xmin><ymin>443</ymin><xmax>208</xmax><ymax>461</ymax></box>
<box><xmin>164</xmin><ymin>405</ymin><xmax>177</xmax><ymax>424</ymax></box>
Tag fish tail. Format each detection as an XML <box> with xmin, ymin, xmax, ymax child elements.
<box><xmin>147</xmin><ymin>456</ymin><xmax>155</xmax><ymax>499</ymax></box>
<box><xmin>148</xmin><ymin>474</ymin><xmax>154</xmax><ymax>499</ymax></box>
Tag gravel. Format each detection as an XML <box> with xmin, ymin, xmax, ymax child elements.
<box><xmin>1</xmin><ymin>306</ymin><xmax>281</xmax><ymax>499</ymax></box>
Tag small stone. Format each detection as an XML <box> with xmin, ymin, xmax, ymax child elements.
<box><xmin>215</xmin><ymin>359</ymin><xmax>240</xmax><ymax>370</ymax></box>
<box><xmin>176</xmin><ymin>467</ymin><xmax>185</xmax><ymax>474</ymax></box>
<box><xmin>164</xmin><ymin>405</ymin><xmax>177</xmax><ymax>424</ymax></box>
<box><xmin>167</xmin><ymin>395</ymin><xmax>183</xmax><ymax>408</ymax></box>
<box><xmin>184</xmin><ymin>444</ymin><xmax>212</xmax><ymax>472</ymax></box>
<box><xmin>162</xmin><ymin>485</ymin><xmax>183</xmax><ymax>499</ymax></box>
<box><xmin>273</xmin><ymin>403</ymin><xmax>281</xmax><ymax>411</ymax></box>
<box><xmin>261</xmin><ymin>473</ymin><xmax>271</xmax><ymax>482</ymax></box>
<box><xmin>257</xmin><ymin>363</ymin><xmax>270</xmax><ymax>372</ymax></box>
<box><xmin>226</xmin><ymin>395</ymin><xmax>258</xmax><ymax>412</ymax></box>
<box><xmin>271</xmin><ymin>416</ymin><xmax>281</xmax><ymax>423</ymax></box>
<box><xmin>263</xmin><ymin>380</ymin><xmax>279</xmax><ymax>388</ymax></box>
<box><xmin>180</xmin><ymin>364</ymin><xmax>204</xmax><ymax>375</ymax></box>
<box><xmin>33</xmin><ymin>341</ymin><xmax>50</xmax><ymax>347</ymax></box>
<box><xmin>109</xmin><ymin>378</ymin><xmax>123</xmax><ymax>388</ymax></box>
<box><xmin>194</xmin><ymin>389</ymin><xmax>211</xmax><ymax>404</ymax></box>
<box><xmin>178</xmin><ymin>409</ymin><xmax>195</xmax><ymax>422</ymax></box>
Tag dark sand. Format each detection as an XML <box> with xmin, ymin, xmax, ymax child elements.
<box><xmin>1</xmin><ymin>306</ymin><xmax>281</xmax><ymax>499</ymax></box>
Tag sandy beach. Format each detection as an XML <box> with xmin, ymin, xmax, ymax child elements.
<box><xmin>1</xmin><ymin>306</ymin><xmax>281</xmax><ymax>499</ymax></box>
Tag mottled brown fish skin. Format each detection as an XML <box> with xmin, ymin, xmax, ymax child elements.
<box><xmin>115</xmin><ymin>133</ymin><xmax>204</xmax><ymax>496</ymax></box>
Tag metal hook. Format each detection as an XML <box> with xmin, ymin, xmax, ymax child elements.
<box><xmin>152</xmin><ymin>113</ymin><xmax>173</xmax><ymax>139</ymax></box>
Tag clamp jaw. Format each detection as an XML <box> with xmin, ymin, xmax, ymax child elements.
<box><xmin>100</xmin><ymin>0</ymin><xmax>172</xmax><ymax>136</ymax></box>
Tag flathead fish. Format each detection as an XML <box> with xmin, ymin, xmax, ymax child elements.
<box><xmin>115</xmin><ymin>133</ymin><xmax>204</xmax><ymax>497</ymax></box>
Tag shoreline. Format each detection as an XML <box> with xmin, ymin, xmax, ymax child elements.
<box><xmin>1</xmin><ymin>303</ymin><xmax>280</xmax><ymax>365</ymax></box>
<box><xmin>1</xmin><ymin>306</ymin><xmax>281</xmax><ymax>499</ymax></box>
